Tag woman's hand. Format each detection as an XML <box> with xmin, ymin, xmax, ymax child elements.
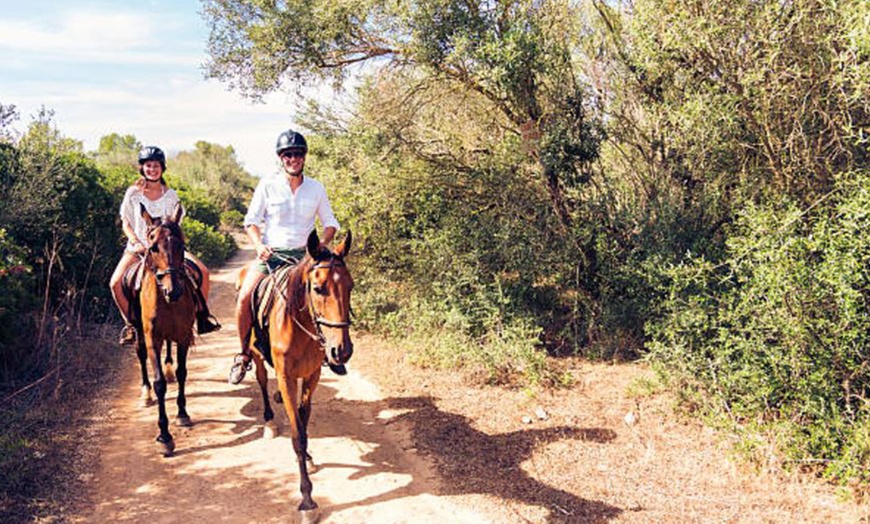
<box><xmin>131</xmin><ymin>240</ymin><xmax>147</xmax><ymax>255</ymax></box>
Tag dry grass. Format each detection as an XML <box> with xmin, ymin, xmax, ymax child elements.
<box><xmin>350</xmin><ymin>332</ymin><xmax>870</xmax><ymax>523</ymax></box>
<box><xmin>0</xmin><ymin>323</ymin><xmax>124</xmax><ymax>524</ymax></box>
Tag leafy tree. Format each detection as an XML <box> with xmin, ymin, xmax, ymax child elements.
<box><xmin>203</xmin><ymin>0</ymin><xmax>602</xmax><ymax>230</ymax></box>
<box><xmin>170</xmin><ymin>140</ymin><xmax>257</xmax><ymax>215</ymax></box>
<box><xmin>94</xmin><ymin>132</ymin><xmax>141</xmax><ymax>168</ymax></box>
<box><xmin>203</xmin><ymin>0</ymin><xmax>609</xmax><ymax>361</ymax></box>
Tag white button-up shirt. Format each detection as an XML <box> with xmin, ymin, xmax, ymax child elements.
<box><xmin>243</xmin><ymin>173</ymin><xmax>340</xmax><ymax>249</ymax></box>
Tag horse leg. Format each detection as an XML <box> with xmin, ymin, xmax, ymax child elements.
<box><xmin>174</xmin><ymin>343</ymin><xmax>192</xmax><ymax>427</ymax></box>
<box><xmin>274</xmin><ymin>360</ymin><xmax>317</xmax><ymax>517</ymax></box>
<box><xmin>254</xmin><ymin>353</ymin><xmax>277</xmax><ymax>439</ymax></box>
<box><xmin>163</xmin><ymin>340</ymin><xmax>176</xmax><ymax>383</ymax></box>
<box><xmin>146</xmin><ymin>333</ymin><xmax>174</xmax><ymax>457</ymax></box>
<box><xmin>137</xmin><ymin>337</ymin><xmax>153</xmax><ymax>407</ymax></box>
<box><xmin>299</xmin><ymin>369</ymin><xmax>321</xmax><ymax>471</ymax></box>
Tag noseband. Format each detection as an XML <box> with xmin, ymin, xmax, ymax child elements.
<box><xmin>265</xmin><ymin>252</ymin><xmax>352</xmax><ymax>344</ymax></box>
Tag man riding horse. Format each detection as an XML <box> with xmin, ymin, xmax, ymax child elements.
<box><xmin>229</xmin><ymin>129</ymin><xmax>345</xmax><ymax>384</ymax></box>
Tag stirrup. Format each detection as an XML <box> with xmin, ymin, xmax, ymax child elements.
<box><xmin>228</xmin><ymin>353</ymin><xmax>252</xmax><ymax>385</ymax></box>
<box><xmin>119</xmin><ymin>324</ymin><xmax>137</xmax><ymax>346</ymax></box>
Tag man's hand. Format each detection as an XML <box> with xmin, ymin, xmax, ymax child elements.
<box><xmin>255</xmin><ymin>242</ymin><xmax>273</xmax><ymax>261</ymax></box>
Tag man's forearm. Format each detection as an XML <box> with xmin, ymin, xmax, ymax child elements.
<box><xmin>245</xmin><ymin>224</ymin><xmax>263</xmax><ymax>247</ymax></box>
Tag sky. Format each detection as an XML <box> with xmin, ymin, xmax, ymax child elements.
<box><xmin>0</xmin><ymin>0</ymin><xmax>333</xmax><ymax>178</ymax></box>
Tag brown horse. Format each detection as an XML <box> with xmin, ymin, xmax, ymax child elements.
<box><xmin>127</xmin><ymin>202</ymin><xmax>198</xmax><ymax>457</ymax></box>
<box><xmin>247</xmin><ymin>229</ymin><xmax>353</xmax><ymax>522</ymax></box>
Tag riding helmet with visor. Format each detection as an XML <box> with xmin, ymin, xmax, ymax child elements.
<box><xmin>275</xmin><ymin>129</ymin><xmax>307</xmax><ymax>156</ymax></box>
<box><xmin>138</xmin><ymin>146</ymin><xmax>167</xmax><ymax>171</ymax></box>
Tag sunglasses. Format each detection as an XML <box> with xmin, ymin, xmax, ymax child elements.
<box><xmin>280</xmin><ymin>150</ymin><xmax>306</xmax><ymax>159</ymax></box>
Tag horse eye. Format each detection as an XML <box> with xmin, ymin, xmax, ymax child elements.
<box><xmin>313</xmin><ymin>284</ymin><xmax>327</xmax><ymax>296</ymax></box>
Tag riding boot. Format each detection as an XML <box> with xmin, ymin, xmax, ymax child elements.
<box><xmin>194</xmin><ymin>287</ymin><xmax>221</xmax><ymax>334</ymax></box>
<box><xmin>196</xmin><ymin>310</ymin><xmax>221</xmax><ymax>334</ymax></box>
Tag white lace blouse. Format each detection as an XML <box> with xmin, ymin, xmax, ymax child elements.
<box><xmin>119</xmin><ymin>185</ymin><xmax>184</xmax><ymax>252</ymax></box>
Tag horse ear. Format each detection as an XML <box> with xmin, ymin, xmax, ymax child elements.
<box><xmin>335</xmin><ymin>230</ymin><xmax>352</xmax><ymax>258</ymax></box>
<box><xmin>306</xmin><ymin>230</ymin><xmax>321</xmax><ymax>258</ymax></box>
<box><xmin>168</xmin><ymin>202</ymin><xmax>183</xmax><ymax>224</ymax></box>
<box><xmin>140</xmin><ymin>202</ymin><xmax>155</xmax><ymax>227</ymax></box>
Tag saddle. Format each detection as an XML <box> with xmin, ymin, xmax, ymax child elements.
<box><xmin>250</xmin><ymin>263</ymin><xmax>298</xmax><ymax>367</ymax></box>
<box><xmin>121</xmin><ymin>258</ymin><xmax>204</xmax><ymax>326</ymax></box>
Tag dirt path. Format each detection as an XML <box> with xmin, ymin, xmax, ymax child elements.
<box><xmin>72</xmin><ymin>244</ymin><xmax>492</xmax><ymax>524</ymax></box>
<box><xmin>69</xmin><ymin>241</ymin><xmax>870</xmax><ymax>524</ymax></box>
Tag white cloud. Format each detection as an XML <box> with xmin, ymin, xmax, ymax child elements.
<box><xmin>0</xmin><ymin>13</ymin><xmax>152</xmax><ymax>55</ymax></box>
<box><xmin>8</xmin><ymin>78</ymin><xmax>307</xmax><ymax>178</ymax></box>
<box><xmin>0</xmin><ymin>2</ymin><xmax>353</xmax><ymax>179</ymax></box>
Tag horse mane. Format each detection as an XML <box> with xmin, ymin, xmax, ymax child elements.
<box><xmin>286</xmin><ymin>256</ymin><xmax>311</xmax><ymax>319</ymax></box>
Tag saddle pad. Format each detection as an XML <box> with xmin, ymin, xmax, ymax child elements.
<box><xmin>250</xmin><ymin>264</ymin><xmax>297</xmax><ymax>367</ymax></box>
<box><xmin>122</xmin><ymin>258</ymin><xmax>202</xmax><ymax>296</ymax></box>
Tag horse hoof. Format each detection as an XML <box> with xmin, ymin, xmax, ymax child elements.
<box><xmin>299</xmin><ymin>508</ymin><xmax>319</xmax><ymax>524</ymax></box>
<box><xmin>263</xmin><ymin>420</ymin><xmax>279</xmax><ymax>439</ymax></box>
<box><xmin>175</xmin><ymin>415</ymin><xmax>193</xmax><ymax>427</ymax></box>
<box><xmin>273</xmin><ymin>391</ymin><xmax>283</xmax><ymax>404</ymax></box>
<box><xmin>164</xmin><ymin>364</ymin><xmax>176</xmax><ymax>383</ymax></box>
<box><xmin>140</xmin><ymin>386</ymin><xmax>153</xmax><ymax>407</ymax></box>
<box><xmin>157</xmin><ymin>438</ymin><xmax>175</xmax><ymax>457</ymax></box>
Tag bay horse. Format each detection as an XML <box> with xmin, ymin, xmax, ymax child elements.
<box><xmin>247</xmin><ymin>229</ymin><xmax>353</xmax><ymax>522</ymax></box>
<box><xmin>126</xmin><ymin>202</ymin><xmax>198</xmax><ymax>457</ymax></box>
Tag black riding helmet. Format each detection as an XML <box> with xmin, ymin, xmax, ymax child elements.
<box><xmin>138</xmin><ymin>146</ymin><xmax>167</xmax><ymax>171</ymax></box>
<box><xmin>275</xmin><ymin>129</ymin><xmax>307</xmax><ymax>155</ymax></box>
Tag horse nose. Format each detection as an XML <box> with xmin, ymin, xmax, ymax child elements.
<box><xmin>165</xmin><ymin>284</ymin><xmax>182</xmax><ymax>303</ymax></box>
<box><xmin>330</xmin><ymin>339</ymin><xmax>353</xmax><ymax>364</ymax></box>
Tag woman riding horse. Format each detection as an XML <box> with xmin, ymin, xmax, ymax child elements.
<box><xmin>108</xmin><ymin>145</ymin><xmax>220</xmax><ymax>345</ymax></box>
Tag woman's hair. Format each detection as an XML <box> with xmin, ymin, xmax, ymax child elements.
<box><xmin>135</xmin><ymin>165</ymin><xmax>168</xmax><ymax>189</ymax></box>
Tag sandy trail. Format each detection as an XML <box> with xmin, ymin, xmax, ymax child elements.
<box><xmin>76</xmin><ymin>243</ymin><xmax>490</xmax><ymax>524</ymax></box>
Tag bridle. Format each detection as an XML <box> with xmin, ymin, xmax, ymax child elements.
<box><xmin>305</xmin><ymin>258</ymin><xmax>353</xmax><ymax>341</ymax></box>
<box><xmin>144</xmin><ymin>222</ymin><xmax>187</xmax><ymax>298</ymax></box>
<box><xmin>267</xmin><ymin>252</ymin><xmax>352</xmax><ymax>344</ymax></box>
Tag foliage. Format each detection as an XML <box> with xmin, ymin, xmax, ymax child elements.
<box><xmin>0</xmin><ymin>228</ymin><xmax>35</xmax><ymax>378</ymax></box>
<box><xmin>170</xmin><ymin>141</ymin><xmax>257</xmax><ymax>214</ymax></box>
<box><xmin>94</xmin><ymin>132</ymin><xmax>141</xmax><ymax>168</ymax></box>
<box><xmin>647</xmin><ymin>170</ymin><xmax>870</xmax><ymax>483</ymax></box>
<box><xmin>174</xmin><ymin>183</ymin><xmax>223</xmax><ymax>227</ymax></box>
<box><xmin>182</xmin><ymin>217</ymin><xmax>236</xmax><ymax>266</ymax></box>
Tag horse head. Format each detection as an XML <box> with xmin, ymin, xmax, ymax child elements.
<box><xmin>141</xmin><ymin>202</ymin><xmax>187</xmax><ymax>303</ymax></box>
<box><xmin>304</xmin><ymin>229</ymin><xmax>354</xmax><ymax>368</ymax></box>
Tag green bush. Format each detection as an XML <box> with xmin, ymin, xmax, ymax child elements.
<box><xmin>183</xmin><ymin>217</ymin><xmax>236</xmax><ymax>265</ymax></box>
<box><xmin>175</xmin><ymin>185</ymin><xmax>222</xmax><ymax>228</ymax></box>
<box><xmin>647</xmin><ymin>170</ymin><xmax>870</xmax><ymax>484</ymax></box>
<box><xmin>220</xmin><ymin>209</ymin><xmax>244</xmax><ymax>231</ymax></box>
<box><xmin>0</xmin><ymin>229</ymin><xmax>36</xmax><ymax>379</ymax></box>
